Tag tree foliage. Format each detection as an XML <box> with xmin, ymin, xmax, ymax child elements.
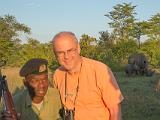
<box><xmin>79</xmin><ymin>34</ymin><xmax>97</xmax><ymax>59</ymax></box>
<box><xmin>105</xmin><ymin>3</ymin><xmax>137</xmax><ymax>42</ymax></box>
<box><xmin>1</xmin><ymin>5</ymin><xmax>160</xmax><ymax>71</ymax></box>
<box><xmin>18</xmin><ymin>38</ymin><xmax>53</xmax><ymax>66</ymax></box>
<box><xmin>147</xmin><ymin>13</ymin><xmax>160</xmax><ymax>40</ymax></box>
<box><xmin>0</xmin><ymin>15</ymin><xmax>30</xmax><ymax>62</ymax></box>
<box><xmin>140</xmin><ymin>39</ymin><xmax>160</xmax><ymax>67</ymax></box>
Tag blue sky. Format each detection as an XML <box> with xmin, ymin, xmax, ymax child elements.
<box><xmin>0</xmin><ymin>0</ymin><xmax>160</xmax><ymax>43</ymax></box>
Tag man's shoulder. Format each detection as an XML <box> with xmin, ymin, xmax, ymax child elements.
<box><xmin>47</xmin><ymin>87</ymin><xmax>60</xmax><ymax>98</ymax></box>
<box><xmin>54</xmin><ymin>66</ymin><xmax>66</xmax><ymax>78</ymax></box>
<box><xmin>82</xmin><ymin>57</ymin><xmax>108</xmax><ymax>68</ymax></box>
<box><xmin>54</xmin><ymin>65</ymin><xmax>65</xmax><ymax>73</ymax></box>
<box><xmin>48</xmin><ymin>87</ymin><xmax>59</xmax><ymax>93</ymax></box>
<box><xmin>46</xmin><ymin>87</ymin><xmax>61</xmax><ymax>104</ymax></box>
<box><xmin>13</xmin><ymin>89</ymin><xmax>28</xmax><ymax>106</ymax></box>
<box><xmin>13</xmin><ymin>89</ymin><xmax>27</xmax><ymax>99</ymax></box>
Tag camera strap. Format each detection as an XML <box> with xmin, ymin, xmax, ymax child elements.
<box><xmin>64</xmin><ymin>62</ymin><xmax>82</xmax><ymax>110</ymax></box>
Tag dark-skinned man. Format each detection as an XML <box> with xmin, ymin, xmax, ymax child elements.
<box><xmin>1</xmin><ymin>58</ymin><xmax>62</xmax><ymax>120</ymax></box>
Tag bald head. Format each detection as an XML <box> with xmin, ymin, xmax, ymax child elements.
<box><xmin>52</xmin><ymin>31</ymin><xmax>78</xmax><ymax>46</ymax></box>
<box><xmin>52</xmin><ymin>31</ymin><xmax>81</xmax><ymax>55</ymax></box>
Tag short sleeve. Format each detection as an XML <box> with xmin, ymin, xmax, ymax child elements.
<box><xmin>97</xmin><ymin>66</ymin><xmax>124</xmax><ymax>108</ymax></box>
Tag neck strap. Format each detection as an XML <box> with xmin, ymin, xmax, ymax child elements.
<box><xmin>64</xmin><ymin>62</ymin><xmax>82</xmax><ymax>109</ymax></box>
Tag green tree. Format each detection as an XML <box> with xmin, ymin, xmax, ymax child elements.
<box><xmin>140</xmin><ymin>39</ymin><xmax>160</xmax><ymax>67</ymax></box>
<box><xmin>98</xmin><ymin>31</ymin><xmax>114</xmax><ymax>49</ymax></box>
<box><xmin>131</xmin><ymin>21</ymin><xmax>149</xmax><ymax>48</ymax></box>
<box><xmin>97</xmin><ymin>31</ymin><xmax>138</xmax><ymax>70</ymax></box>
<box><xmin>79</xmin><ymin>34</ymin><xmax>97</xmax><ymax>59</ymax></box>
<box><xmin>97</xmin><ymin>31</ymin><xmax>115</xmax><ymax>63</ymax></box>
<box><xmin>147</xmin><ymin>13</ymin><xmax>160</xmax><ymax>40</ymax></box>
<box><xmin>135</xmin><ymin>13</ymin><xmax>160</xmax><ymax>44</ymax></box>
<box><xmin>112</xmin><ymin>40</ymin><xmax>138</xmax><ymax>64</ymax></box>
<box><xmin>105</xmin><ymin>3</ymin><xmax>137</xmax><ymax>42</ymax></box>
<box><xmin>18</xmin><ymin>38</ymin><xmax>53</xmax><ymax>66</ymax></box>
<box><xmin>0</xmin><ymin>15</ymin><xmax>30</xmax><ymax>62</ymax></box>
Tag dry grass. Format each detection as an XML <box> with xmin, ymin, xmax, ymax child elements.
<box><xmin>0</xmin><ymin>67</ymin><xmax>24</xmax><ymax>113</ymax></box>
<box><xmin>1</xmin><ymin>67</ymin><xmax>24</xmax><ymax>94</ymax></box>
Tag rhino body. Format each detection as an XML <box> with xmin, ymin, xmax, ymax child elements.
<box><xmin>125</xmin><ymin>53</ymin><xmax>154</xmax><ymax>76</ymax></box>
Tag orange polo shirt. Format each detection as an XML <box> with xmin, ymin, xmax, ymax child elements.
<box><xmin>53</xmin><ymin>57</ymin><xmax>124</xmax><ymax>120</ymax></box>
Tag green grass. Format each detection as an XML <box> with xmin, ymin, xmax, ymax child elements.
<box><xmin>1</xmin><ymin>68</ymin><xmax>160</xmax><ymax>120</ymax></box>
<box><xmin>115</xmin><ymin>72</ymin><xmax>160</xmax><ymax>120</ymax></box>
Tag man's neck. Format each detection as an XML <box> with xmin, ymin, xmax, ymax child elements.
<box><xmin>32</xmin><ymin>97</ymin><xmax>44</xmax><ymax>104</ymax></box>
<box><xmin>68</xmin><ymin>57</ymin><xmax>82</xmax><ymax>74</ymax></box>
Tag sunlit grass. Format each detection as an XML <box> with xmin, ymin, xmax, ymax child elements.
<box><xmin>115</xmin><ymin>71</ymin><xmax>160</xmax><ymax>120</ymax></box>
<box><xmin>0</xmin><ymin>68</ymin><xmax>160</xmax><ymax>119</ymax></box>
<box><xmin>1</xmin><ymin>67</ymin><xmax>24</xmax><ymax>94</ymax></box>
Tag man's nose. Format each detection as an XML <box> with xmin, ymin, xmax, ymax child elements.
<box><xmin>64</xmin><ymin>51</ymin><xmax>69</xmax><ymax>59</ymax></box>
<box><xmin>38</xmin><ymin>80</ymin><xmax>45</xmax><ymax>87</ymax></box>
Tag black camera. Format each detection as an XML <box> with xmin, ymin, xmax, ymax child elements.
<box><xmin>59</xmin><ymin>108</ymin><xmax>74</xmax><ymax>120</ymax></box>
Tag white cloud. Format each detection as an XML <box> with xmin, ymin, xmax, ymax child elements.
<box><xmin>26</xmin><ymin>2</ymin><xmax>40</xmax><ymax>7</ymax></box>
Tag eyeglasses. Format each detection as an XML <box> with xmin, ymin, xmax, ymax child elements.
<box><xmin>55</xmin><ymin>48</ymin><xmax>77</xmax><ymax>57</ymax></box>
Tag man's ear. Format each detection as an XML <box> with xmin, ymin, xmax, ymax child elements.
<box><xmin>23</xmin><ymin>78</ymin><xmax>28</xmax><ymax>87</ymax></box>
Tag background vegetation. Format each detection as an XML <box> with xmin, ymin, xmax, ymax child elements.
<box><xmin>0</xmin><ymin>3</ymin><xmax>160</xmax><ymax>69</ymax></box>
<box><xmin>0</xmin><ymin>2</ymin><xmax>160</xmax><ymax>120</ymax></box>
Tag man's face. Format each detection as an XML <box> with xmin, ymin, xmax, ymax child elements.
<box><xmin>53</xmin><ymin>35</ymin><xmax>81</xmax><ymax>72</ymax></box>
<box><xmin>24</xmin><ymin>73</ymin><xmax>48</xmax><ymax>101</ymax></box>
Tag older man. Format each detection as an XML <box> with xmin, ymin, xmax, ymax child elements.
<box><xmin>52</xmin><ymin>31</ymin><xmax>124</xmax><ymax>120</ymax></box>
